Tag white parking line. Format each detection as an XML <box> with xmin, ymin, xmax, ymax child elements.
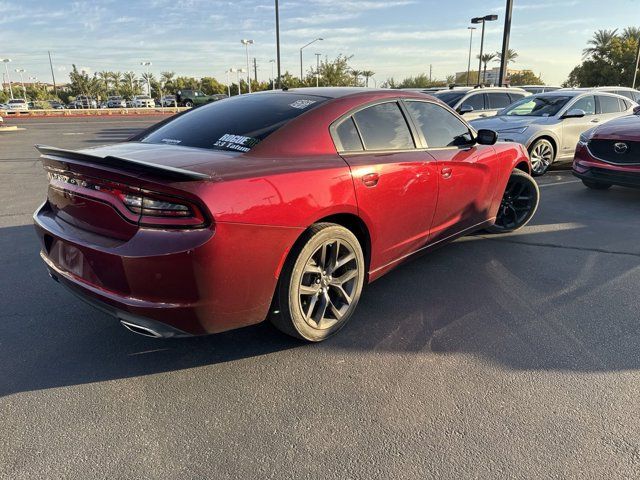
<box><xmin>62</xmin><ymin>132</ymin><xmax>86</xmax><ymax>135</ymax></box>
<box><xmin>538</xmin><ymin>180</ymin><xmax>581</xmax><ymax>188</ymax></box>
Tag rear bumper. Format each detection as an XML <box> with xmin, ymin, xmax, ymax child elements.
<box><xmin>573</xmin><ymin>143</ymin><xmax>640</xmax><ymax>189</ymax></box>
<box><xmin>34</xmin><ymin>202</ymin><xmax>301</xmax><ymax>337</ymax></box>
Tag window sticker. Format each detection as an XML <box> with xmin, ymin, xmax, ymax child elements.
<box><xmin>213</xmin><ymin>133</ymin><xmax>260</xmax><ymax>152</ymax></box>
<box><xmin>161</xmin><ymin>138</ymin><xmax>182</xmax><ymax>145</ymax></box>
<box><xmin>289</xmin><ymin>99</ymin><xmax>316</xmax><ymax>109</ymax></box>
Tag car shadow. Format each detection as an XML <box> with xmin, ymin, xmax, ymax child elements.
<box><xmin>2</xmin><ymin>185</ymin><xmax>640</xmax><ymax>396</ymax></box>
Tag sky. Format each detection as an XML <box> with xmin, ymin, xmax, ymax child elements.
<box><xmin>0</xmin><ymin>0</ymin><xmax>638</xmax><ymax>87</ymax></box>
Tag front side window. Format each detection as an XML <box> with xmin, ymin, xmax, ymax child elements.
<box><xmin>598</xmin><ymin>95</ymin><xmax>622</xmax><ymax>114</ymax></box>
<box><xmin>432</xmin><ymin>91</ymin><xmax>466</xmax><ymax>108</ymax></box>
<box><xmin>405</xmin><ymin>101</ymin><xmax>473</xmax><ymax>148</ymax></box>
<box><xmin>352</xmin><ymin>102</ymin><xmax>414</xmax><ymax>151</ymax></box>
<box><xmin>571</xmin><ymin>95</ymin><xmax>596</xmax><ymax>115</ymax></box>
<box><xmin>141</xmin><ymin>93</ymin><xmax>327</xmax><ymax>151</ymax></box>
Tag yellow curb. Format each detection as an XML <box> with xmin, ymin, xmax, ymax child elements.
<box><xmin>0</xmin><ymin>126</ymin><xmax>24</xmax><ymax>132</ymax></box>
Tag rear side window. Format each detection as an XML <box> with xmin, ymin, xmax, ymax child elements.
<box><xmin>509</xmin><ymin>93</ymin><xmax>526</xmax><ymax>102</ymax></box>
<box><xmin>487</xmin><ymin>92</ymin><xmax>512</xmax><ymax>109</ymax></box>
<box><xmin>141</xmin><ymin>93</ymin><xmax>327</xmax><ymax>152</ymax></box>
<box><xmin>353</xmin><ymin>102</ymin><xmax>414</xmax><ymax>150</ymax></box>
<box><xmin>461</xmin><ymin>93</ymin><xmax>485</xmax><ymax>111</ymax></box>
<box><xmin>614</xmin><ymin>90</ymin><xmax>634</xmax><ymax>100</ymax></box>
<box><xmin>598</xmin><ymin>95</ymin><xmax>622</xmax><ymax>114</ymax></box>
<box><xmin>335</xmin><ymin>117</ymin><xmax>363</xmax><ymax>152</ymax></box>
<box><xmin>405</xmin><ymin>101</ymin><xmax>473</xmax><ymax>148</ymax></box>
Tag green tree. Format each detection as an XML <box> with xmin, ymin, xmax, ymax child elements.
<box><xmin>110</xmin><ymin>71</ymin><xmax>122</xmax><ymax>95</ymax></box>
<box><xmin>566</xmin><ymin>27</ymin><xmax>639</xmax><ymax>87</ymax></box>
<box><xmin>361</xmin><ymin>70</ymin><xmax>375</xmax><ymax>87</ymax></box>
<box><xmin>508</xmin><ymin>70</ymin><xmax>544</xmax><ymax>86</ymax></box>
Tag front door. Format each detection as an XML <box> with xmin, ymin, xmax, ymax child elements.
<box><xmin>403</xmin><ymin>100</ymin><xmax>499</xmax><ymax>243</ymax></box>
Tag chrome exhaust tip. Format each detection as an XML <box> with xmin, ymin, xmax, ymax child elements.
<box><xmin>120</xmin><ymin>320</ymin><xmax>163</xmax><ymax>338</ymax></box>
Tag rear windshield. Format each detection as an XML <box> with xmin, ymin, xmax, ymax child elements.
<box><xmin>141</xmin><ymin>93</ymin><xmax>327</xmax><ymax>152</ymax></box>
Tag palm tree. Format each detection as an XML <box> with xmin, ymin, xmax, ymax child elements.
<box><xmin>140</xmin><ymin>72</ymin><xmax>156</xmax><ymax>96</ymax></box>
<box><xmin>496</xmin><ymin>48</ymin><xmax>518</xmax><ymax>64</ymax></box>
<box><xmin>583</xmin><ymin>29</ymin><xmax>618</xmax><ymax>59</ymax></box>
<box><xmin>97</xmin><ymin>70</ymin><xmax>111</xmax><ymax>98</ymax></box>
<box><xmin>110</xmin><ymin>71</ymin><xmax>122</xmax><ymax>95</ymax></box>
<box><xmin>361</xmin><ymin>70</ymin><xmax>375</xmax><ymax>87</ymax></box>
<box><xmin>622</xmin><ymin>27</ymin><xmax>640</xmax><ymax>42</ymax></box>
<box><xmin>478</xmin><ymin>53</ymin><xmax>497</xmax><ymax>84</ymax></box>
<box><xmin>351</xmin><ymin>69</ymin><xmax>362</xmax><ymax>87</ymax></box>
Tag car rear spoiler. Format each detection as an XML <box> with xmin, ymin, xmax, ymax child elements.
<box><xmin>35</xmin><ymin>144</ymin><xmax>211</xmax><ymax>181</ymax></box>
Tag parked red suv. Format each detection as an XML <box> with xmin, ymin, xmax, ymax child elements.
<box><xmin>573</xmin><ymin>106</ymin><xmax>640</xmax><ymax>189</ymax></box>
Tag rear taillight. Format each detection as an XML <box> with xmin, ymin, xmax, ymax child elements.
<box><xmin>119</xmin><ymin>192</ymin><xmax>206</xmax><ymax>227</ymax></box>
<box><xmin>47</xmin><ymin>169</ymin><xmax>208</xmax><ymax>228</ymax></box>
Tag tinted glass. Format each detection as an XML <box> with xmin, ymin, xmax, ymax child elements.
<box><xmin>598</xmin><ymin>95</ymin><xmax>622</xmax><ymax>114</ymax></box>
<box><xmin>462</xmin><ymin>93</ymin><xmax>485</xmax><ymax>110</ymax></box>
<box><xmin>571</xmin><ymin>95</ymin><xmax>596</xmax><ymax>115</ymax></box>
<box><xmin>433</xmin><ymin>91</ymin><xmax>466</xmax><ymax>107</ymax></box>
<box><xmin>509</xmin><ymin>93</ymin><xmax>526</xmax><ymax>102</ymax></box>
<box><xmin>502</xmin><ymin>95</ymin><xmax>572</xmax><ymax>117</ymax></box>
<box><xmin>335</xmin><ymin>117</ymin><xmax>363</xmax><ymax>152</ymax></box>
<box><xmin>353</xmin><ymin>102</ymin><xmax>414</xmax><ymax>150</ymax></box>
<box><xmin>487</xmin><ymin>92</ymin><xmax>513</xmax><ymax>109</ymax></box>
<box><xmin>620</xmin><ymin>98</ymin><xmax>630</xmax><ymax>110</ymax></box>
<box><xmin>141</xmin><ymin>93</ymin><xmax>327</xmax><ymax>151</ymax></box>
<box><xmin>615</xmin><ymin>90</ymin><xmax>634</xmax><ymax>100</ymax></box>
<box><xmin>405</xmin><ymin>101</ymin><xmax>473</xmax><ymax>148</ymax></box>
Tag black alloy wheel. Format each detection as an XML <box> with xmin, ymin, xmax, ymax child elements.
<box><xmin>487</xmin><ymin>170</ymin><xmax>540</xmax><ymax>233</ymax></box>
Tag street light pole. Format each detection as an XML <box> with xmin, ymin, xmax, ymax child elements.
<box><xmin>140</xmin><ymin>61</ymin><xmax>152</xmax><ymax>96</ymax></box>
<box><xmin>237</xmin><ymin>68</ymin><xmax>246</xmax><ymax>95</ymax></box>
<box><xmin>1</xmin><ymin>59</ymin><xmax>13</xmax><ymax>99</ymax></box>
<box><xmin>299</xmin><ymin>38</ymin><xmax>323</xmax><ymax>81</ymax></box>
<box><xmin>498</xmin><ymin>0</ymin><xmax>514</xmax><ymax>86</ymax></box>
<box><xmin>226</xmin><ymin>68</ymin><xmax>235</xmax><ymax>96</ymax></box>
<box><xmin>15</xmin><ymin>68</ymin><xmax>26</xmax><ymax>101</ymax></box>
<box><xmin>269</xmin><ymin>59</ymin><xmax>275</xmax><ymax>89</ymax></box>
<box><xmin>241</xmin><ymin>39</ymin><xmax>254</xmax><ymax>93</ymax></box>
<box><xmin>275</xmin><ymin>0</ymin><xmax>281</xmax><ymax>89</ymax></box>
<box><xmin>315</xmin><ymin>53</ymin><xmax>321</xmax><ymax>87</ymax></box>
<box><xmin>466</xmin><ymin>27</ymin><xmax>476</xmax><ymax>86</ymax></box>
<box><xmin>471</xmin><ymin>15</ymin><xmax>498</xmax><ymax>85</ymax></box>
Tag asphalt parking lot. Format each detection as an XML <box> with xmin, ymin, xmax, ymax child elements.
<box><xmin>2</xmin><ymin>115</ymin><xmax>640</xmax><ymax>479</ymax></box>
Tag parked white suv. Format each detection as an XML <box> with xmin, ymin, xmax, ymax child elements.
<box><xmin>132</xmin><ymin>95</ymin><xmax>155</xmax><ymax>108</ymax></box>
<box><xmin>6</xmin><ymin>99</ymin><xmax>29</xmax><ymax>112</ymax></box>
<box><xmin>431</xmin><ymin>86</ymin><xmax>530</xmax><ymax>121</ymax></box>
<box><xmin>559</xmin><ymin>86</ymin><xmax>640</xmax><ymax>103</ymax></box>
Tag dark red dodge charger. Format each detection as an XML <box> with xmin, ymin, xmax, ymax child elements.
<box><xmin>34</xmin><ymin>88</ymin><xmax>538</xmax><ymax>341</ymax></box>
<box><xmin>573</xmin><ymin>106</ymin><xmax>640</xmax><ymax>190</ymax></box>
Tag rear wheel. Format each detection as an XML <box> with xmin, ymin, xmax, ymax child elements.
<box><xmin>486</xmin><ymin>170</ymin><xmax>540</xmax><ymax>234</ymax></box>
<box><xmin>184</xmin><ymin>100</ymin><xmax>194</xmax><ymax>108</ymax></box>
<box><xmin>270</xmin><ymin>223</ymin><xmax>365</xmax><ymax>342</ymax></box>
<box><xmin>582</xmin><ymin>179</ymin><xmax>612</xmax><ymax>190</ymax></box>
<box><xmin>529</xmin><ymin>138</ymin><xmax>555</xmax><ymax>176</ymax></box>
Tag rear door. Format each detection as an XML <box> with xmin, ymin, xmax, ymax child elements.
<box><xmin>596</xmin><ymin>94</ymin><xmax>628</xmax><ymax>123</ymax></box>
<box><xmin>333</xmin><ymin>101</ymin><xmax>439</xmax><ymax>268</ymax></box>
<box><xmin>485</xmin><ymin>92</ymin><xmax>513</xmax><ymax>118</ymax></box>
<box><xmin>403</xmin><ymin>100</ymin><xmax>498</xmax><ymax>243</ymax></box>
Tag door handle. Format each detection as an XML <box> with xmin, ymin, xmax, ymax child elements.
<box><xmin>361</xmin><ymin>172</ymin><xmax>379</xmax><ymax>187</ymax></box>
<box><xmin>441</xmin><ymin>167</ymin><xmax>453</xmax><ymax>179</ymax></box>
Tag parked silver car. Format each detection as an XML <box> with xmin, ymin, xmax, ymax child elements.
<box><xmin>559</xmin><ymin>86</ymin><xmax>640</xmax><ymax>103</ymax></box>
<box><xmin>431</xmin><ymin>87</ymin><xmax>530</xmax><ymax>121</ymax></box>
<box><xmin>516</xmin><ymin>85</ymin><xmax>561</xmax><ymax>94</ymax></box>
<box><xmin>470</xmin><ymin>90</ymin><xmax>638</xmax><ymax>175</ymax></box>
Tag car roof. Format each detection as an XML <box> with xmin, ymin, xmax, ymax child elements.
<box><xmin>433</xmin><ymin>86</ymin><xmax>527</xmax><ymax>94</ymax></box>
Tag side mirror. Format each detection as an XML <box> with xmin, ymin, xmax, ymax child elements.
<box><xmin>459</xmin><ymin>104</ymin><xmax>474</xmax><ymax>115</ymax></box>
<box><xmin>563</xmin><ymin>108</ymin><xmax>586</xmax><ymax>119</ymax></box>
<box><xmin>633</xmin><ymin>105</ymin><xmax>640</xmax><ymax>115</ymax></box>
<box><xmin>475</xmin><ymin>129</ymin><xmax>498</xmax><ymax>146</ymax></box>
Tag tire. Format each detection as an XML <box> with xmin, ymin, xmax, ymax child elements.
<box><xmin>184</xmin><ymin>100</ymin><xmax>194</xmax><ymax>108</ymax></box>
<box><xmin>270</xmin><ymin>223</ymin><xmax>365</xmax><ymax>342</ymax></box>
<box><xmin>486</xmin><ymin>170</ymin><xmax>540</xmax><ymax>234</ymax></box>
<box><xmin>528</xmin><ymin>138</ymin><xmax>555</xmax><ymax>176</ymax></box>
<box><xmin>582</xmin><ymin>179</ymin><xmax>612</xmax><ymax>190</ymax></box>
